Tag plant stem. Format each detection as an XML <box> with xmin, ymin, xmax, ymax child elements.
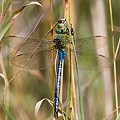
<box><xmin>108</xmin><ymin>0</ymin><xmax>118</xmax><ymax>117</ymax></box>
<box><xmin>50</xmin><ymin>0</ymin><xmax>55</xmax><ymax>118</ymax></box>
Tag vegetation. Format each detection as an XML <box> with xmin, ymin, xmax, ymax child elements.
<box><xmin>0</xmin><ymin>0</ymin><xmax>120</xmax><ymax>120</ymax></box>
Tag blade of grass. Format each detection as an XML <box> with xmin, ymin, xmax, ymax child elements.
<box><xmin>0</xmin><ymin>2</ymin><xmax>43</xmax><ymax>119</ymax></box>
<box><xmin>64</xmin><ymin>0</ymin><xmax>84</xmax><ymax>119</ymax></box>
<box><xmin>0</xmin><ymin>48</ymin><xmax>9</xmax><ymax>120</ymax></box>
<box><xmin>0</xmin><ymin>1</ymin><xmax>43</xmax><ymax>43</ymax></box>
<box><xmin>65</xmin><ymin>0</ymin><xmax>85</xmax><ymax>119</ymax></box>
<box><xmin>114</xmin><ymin>37</ymin><xmax>120</xmax><ymax>60</ymax></box>
<box><xmin>1</xmin><ymin>0</ymin><xmax>11</xmax><ymax>18</ymax></box>
<box><xmin>49</xmin><ymin>0</ymin><xmax>55</xmax><ymax>118</ymax></box>
<box><xmin>0</xmin><ymin>103</ymin><xmax>15</xmax><ymax>120</ymax></box>
<box><xmin>0</xmin><ymin>2</ymin><xmax>11</xmax><ymax>120</ymax></box>
<box><xmin>70</xmin><ymin>22</ymin><xmax>85</xmax><ymax>120</ymax></box>
<box><xmin>35</xmin><ymin>98</ymin><xmax>53</xmax><ymax>119</ymax></box>
<box><xmin>64</xmin><ymin>0</ymin><xmax>71</xmax><ymax>119</ymax></box>
<box><xmin>108</xmin><ymin>0</ymin><xmax>118</xmax><ymax>117</ymax></box>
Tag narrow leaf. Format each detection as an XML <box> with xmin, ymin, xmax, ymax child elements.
<box><xmin>0</xmin><ymin>103</ymin><xmax>15</xmax><ymax>120</ymax></box>
<box><xmin>0</xmin><ymin>73</ymin><xmax>6</xmax><ymax>80</ymax></box>
<box><xmin>0</xmin><ymin>1</ymin><xmax>43</xmax><ymax>44</ymax></box>
<box><xmin>35</xmin><ymin>98</ymin><xmax>53</xmax><ymax>118</ymax></box>
<box><xmin>2</xmin><ymin>0</ymin><xmax>11</xmax><ymax>16</ymax></box>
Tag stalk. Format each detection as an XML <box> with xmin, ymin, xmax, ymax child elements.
<box><xmin>64</xmin><ymin>0</ymin><xmax>71</xmax><ymax>119</ymax></box>
<box><xmin>108</xmin><ymin>0</ymin><xmax>118</xmax><ymax>117</ymax></box>
<box><xmin>50</xmin><ymin>0</ymin><xmax>55</xmax><ymax>118</ymax></box>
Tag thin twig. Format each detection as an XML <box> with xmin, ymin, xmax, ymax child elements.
<box><xmin>0</xmin><ymin>46</ymin><xmax>9</xmax><ymax>120</ymax></box>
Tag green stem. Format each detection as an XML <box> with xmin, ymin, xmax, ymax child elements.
<box><xmin>71</xmin><ymin>35</ymin><xmax>85</xmax><ymax>120</ymax></box>
<box><xmin>108</xmin><ymin>0</ymin><xmax>118</xmax><ymax>117</ymax></box>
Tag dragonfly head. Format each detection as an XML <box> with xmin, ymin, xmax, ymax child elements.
<box><xmin>58</xmin><ymin>18</ymin><xmax>66</xmax><ymax>23</ymax></box>
<box><xmin>56</xmin><ymin>19</ymin><xmax>67</xmax><ymax>34</ymax></box>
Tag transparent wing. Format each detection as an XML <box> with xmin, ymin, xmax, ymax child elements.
<box><xmin>65</xmin><ymin>35</ymin><xmax>111</xmax><ymax>70</ymax></box>
<box><xmin>65</xmin><ymin>48</ymin><xmax>112</xmax><ymax>70</ymax></box>
<box><xmin>75</xmin><ymin>53</ymin><xmax>112</xmax><ymax>70</ymax></box>
<box><xmin>7</xmin><ymin>35</ymin><xmax>110</xmax><ymax>70</ymax></box>
<box><xmin>75</xmin><ymin>36</ymin><xmax>108</xmax><ymax>52</ymax></box>
<box><xmin>11</xmin><ymin>48</ymin><xmax>56</xmax><ymax>70</ymax></box>
<box><xmin>3</xmin><ymin>36</ymin><xmax>54</xmax><ymax>52</ymax></box>
<box><xmin>5</xmin><ymin>36</ymin><xmax>55</xmax><ymax>70</ymax></box>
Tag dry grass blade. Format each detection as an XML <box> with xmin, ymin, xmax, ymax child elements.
<box><xmin>108</xmin><ymin>0</ymin><xmax>119</xmax><ymax>117</ymax></box>
<box><xmin>0</xmin><ymin>73</ymin><xmax>9</xmax><ymax>120</ymax></box>
<box><xmin>0</xmin><ymin>1</ymin><xmax>43</xmax><ymax>43</ymax></box>
<box><xmin>114</xmin><ymin>37</ymin><xmax>120</xmax><ymax>60</ymax></box>
<box><xmin>3</xmin><ymin>1</ymin><xmax>44</xmax><ymax>83</ymax></box>
<box><xmin>0</xmin><ymin>45</ymin><xmax>9</xmax><ymax>120</ymax></box>
<box><xmin>35</xmin><ymin>98</ymin><xmax>53</xmax><ymax>119</ymax></box>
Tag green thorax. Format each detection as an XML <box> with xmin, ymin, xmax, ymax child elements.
<box><xmin>54</xmin><ymin>20</ymin><xmax>69</xmax><ymax>51</ymax></box>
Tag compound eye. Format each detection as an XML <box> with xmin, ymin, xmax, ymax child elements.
<box><xmin>58</xmin><ymin>18</ymin><xmax>66</xmax><ymax>23</ymax></box>
<box><xmin>58</xmin><ymin>19</ymin><xmax>62</xmax><ymax>23</ymax></box>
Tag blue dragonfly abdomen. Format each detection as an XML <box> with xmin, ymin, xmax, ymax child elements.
<box><xmin>54</xmin><ymin>50</ymin><xmax>66</xmax><ymax>118</ymax></box>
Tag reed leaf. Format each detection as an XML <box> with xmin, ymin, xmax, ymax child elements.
<box><xmin>108</xmin><ymin>0</ymin><xmax>119</xmax><ymax>117</ymax></box>
<box><xmin>0</xmin><ymin>1</ymin><xmax>43</xmax><ymax>43</ymax></box>
<box><xmin>1</xmin><ymin>0</ymin><xmax>11</xmax><ymax>17</ymax></box>
<box><xmin>0</xmin><ymin>103</ymin><xmax>15</xmax><ymax>120</ymax></box>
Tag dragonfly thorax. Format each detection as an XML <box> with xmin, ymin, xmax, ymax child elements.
<box><xmin>54</xmin><ymin>19</ymin><xmax>68</xmax><ymax>51</ymax></box>
<box><xmin>54</xmin><ymin>35</ymin><xmax>66</xmax><ymax>50</ymax></box>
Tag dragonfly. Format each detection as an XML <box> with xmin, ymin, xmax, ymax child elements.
<box><xmin>3</xmin><ymin>18</ymin><xmax>111</xmax><ymax>119</ymax></box>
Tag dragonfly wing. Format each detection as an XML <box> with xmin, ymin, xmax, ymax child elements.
<box><xmin>3</xmin><ymin>36</ymin><xmax>54</xmax><ymax>53</ymax></box>
<box><xmin>75</xmin><ymin>36</ymin><xmax>108</xmax><ymax>52</ymax></box>
<box><xmin>3</xmin><ymin>36</ymin><xmax>25</xmax><ymax>48</ymax></box>
<box><xmin>11</xmin><ymin>48</ymin><xmax>56</xmax><ymax>70</ymax></box>
<box><xmin>75</xmin><ymin>53</ymin><xmax>112</xmax><ymax>70</ymax></box>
